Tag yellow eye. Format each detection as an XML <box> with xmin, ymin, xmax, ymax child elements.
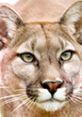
<box><xmin>60</xmin><ymin>50</ymin><xmax>74</xmax><ymax>61</ymax></box>
<box><xmin>17</xmin><ymin>52</ymin><xmax>35</xmax><ymax>63</ymax></box>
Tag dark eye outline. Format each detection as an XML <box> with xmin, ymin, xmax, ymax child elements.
<box><xmin>17</xmin><ymin>52</ymin><xmax>36</xmax><ymax>63</ymax></box>
<box><xmin>60</xmin><ymin>50</ymin><xmax>75</xmax><ymax>62</ymax></box>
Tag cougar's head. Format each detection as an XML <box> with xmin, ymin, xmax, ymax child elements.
<box><xmin>1</xmin><ymin>2</ymin><xmax>82</xmax><ymax>112</ymax></box>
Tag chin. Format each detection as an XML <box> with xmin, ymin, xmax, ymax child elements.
<box><xmin>36</xmin><ymin>100</ymin><xmax>67</xmax><ymax>112</ymax></box>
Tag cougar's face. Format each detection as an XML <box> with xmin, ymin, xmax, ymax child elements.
<box><xmin>1</xmin><ymin>1</ymin><xmax>82</xmax><ymax>114</ymax></box>
<box><xmin>4</xmin><ymin>24</ymin><xmax>82</xmax><ymax>112</ymax></box>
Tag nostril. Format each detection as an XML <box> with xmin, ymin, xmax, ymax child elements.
<box><xmin>40</xmin><ymin>80</ymin><xmax>64</xmax><ymax>95</ymax></box>
<box><xmin>40</xmin><ymin>81</ymin><xmax>50</xmax><ymax>89</ymax></box>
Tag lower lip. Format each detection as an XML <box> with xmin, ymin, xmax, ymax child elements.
<box><xmin>38</xmin><ymin>99</ymin><xmax>54</xmax><ymax>103</ymax></box>
<box><xmin>39</xmin><ymin>98</ymin><xmax>65</xmax><ymax>103</ymax></box>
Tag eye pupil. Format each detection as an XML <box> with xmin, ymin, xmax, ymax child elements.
<box><xmin>63</xmin><ymin>52</ymin><xmax>70</xmax><ymax>57</ymax></box>
<box><xmin>25</xmin><ymin>55</ymin><xmax>32</xmax><ymax>59</ymax></box>
<box><xmin>24</xmin><ymin>54</ymin><xmax>33</xmax><ymax>60</ymax></box>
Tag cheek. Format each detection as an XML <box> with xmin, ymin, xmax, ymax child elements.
<box><xmin>63</xmin><ymin>60</ymin><xmax>80</xmax><ymax>77</ymax></box>
<box><xmin>63</xmin><ymin>60</ymin><xmax>82</xmax><ymax>87</ymax></box>
<box><xmin>72</xmin><ymin>69</ymin><xmax>82</xmax><ymax>87</ymax></box>
<box><xmin>11</xmin><ymin>58</ymin><xmax>37</xmax><ymax>80</ymax></box>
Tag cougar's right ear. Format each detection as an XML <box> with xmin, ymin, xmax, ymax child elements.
<box><xmin>0</xmin><ymin>5</ymin><xmax>24</xmax><ymax>50</ymax></box>
<box><xmin>60</xmin><ymin>1</ymin><xmax>82</xmax><ymax>45</ymax></box>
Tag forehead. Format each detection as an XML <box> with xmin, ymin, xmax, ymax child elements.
<box><xmin>16</xmin><ymin>23</ymin><xmax>75</xmax><ymax>53</ymax></box>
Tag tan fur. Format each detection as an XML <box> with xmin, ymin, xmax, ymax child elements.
<box><xmin>1</xmin><ymin>1</ymin><xmax>82</xmax><ymax>117</ymax></box>
<box><xmin>14</xmin><ymin>0</ymin><xmax>81</xmax><ymax>22</ymax></box>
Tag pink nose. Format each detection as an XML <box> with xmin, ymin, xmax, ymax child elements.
<box><xmin>41</xmin><ymin>81</ymin><xmax>64</xmax><ymax>95</ymax></box>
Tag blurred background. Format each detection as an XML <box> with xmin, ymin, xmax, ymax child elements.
<box><xmin>0</xmin><ymin>0</ymin><xmax>18</xmax><ymax>4</ymax></box>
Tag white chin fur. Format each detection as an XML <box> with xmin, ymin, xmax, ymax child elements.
<box><xmin>37</xmin><ymin>101</ymin><xmax>67</xmax><ymax>112</ymax></box>
<box><xmin>53</xmin><ymin>87</ymin><xmax>66</xmax><ymax>101</ymax></box>
<box><xmin>36</xmin><ymin>88</ymin><xmax>67</xmax><ymax>111</ymax></box>
<box><xmin>37</xmin><ymin>88</ymin><xmax>51</xmax><ymax>102</ymax></box>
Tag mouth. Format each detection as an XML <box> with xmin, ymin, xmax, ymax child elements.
<box><xmin>36</xmin><ymin>98</ymin><xmax>67</xmax><ymax>112</ymax></box>
<box><xmin>26</xmin><ymin>87</ymin><xmax>69</xmax><ymax>112</ymax></box>
<box><xmin>37</xmin><ymin>97</ymin><xmax>67</xmax><ymax>103</ymax></box>
<box><xmin>26</xmin><ymin>85</ymin><xmax>72</xmax><ymax>112</ymax></box>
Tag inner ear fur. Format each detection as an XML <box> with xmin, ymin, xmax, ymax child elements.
<box><xmin>0</xmin><ymin>5</ymin><xmax>24</xmax><ymax>49</ymax></box>
<box><xmin>60</xmin><ymin>1</ymin><xmax>82</xmax><ymax>45</ymax></box>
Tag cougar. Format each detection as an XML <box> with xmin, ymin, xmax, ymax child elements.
<box><xmin>1</xmin><ymin>1</ymin><xmax>82</xmax><ymax>117</ymax></box>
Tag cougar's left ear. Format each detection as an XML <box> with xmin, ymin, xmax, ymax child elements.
<box><xmin>60</xmin><ymin>1</ymin><xmax>82</xmax><ymax>45</ymax></box>
<box><xmin>0</xmin><ymin>5</ymin><xmax>24</xmax><ymax>49</ymax></box>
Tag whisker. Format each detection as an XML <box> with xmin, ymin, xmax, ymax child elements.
<box><xmin>72</xmin><ymin>95</ymin><xmax>82</xmax><ymax>99</ymax></box>
<box><xmin>11</xmin><ymin>96</ymin><xmax>35</xmax><ymax>115</ymax></box>
<box><xmin>0</xmin><ymin>98</ymin><xmax>20</xmax><ymax>107</ymax></box>
<box><xmin>69</xmin><ymin>95</ymin><xmax>78</xmax><ymax>104</ymax></box>
<box><xmin>30</xmin><ymin>98</ymin><xmax>37</xmax><ymax>111</ymax></box>
<box><xmin>0</xmin><ymin>94</ymin><xmax>27</xmax><ymax>107</ymax></box>
<box><xmin>0</xmin><ymin>94</ymin><xmax>22</xmax><ymax>100</ymax></box>
<box><xmin>71</xmin><ymin>95</ymin><xmax>82</xmax><ymax>104</ymax></box>
<box><xmin>69</xmin><ymin>96</ymin><xmax>74</xmax><ymax>104</ymax></box>
<box><xmin>25</xmin><ymin>98</ymin><xmax>33</xmax><ymax>109</ymax></box>
<box><xmin>26</xmin><ymin>97</ymin><xmax>36</xmax><ymax>111</ymax></box>
<box><xmin>11</xmin><ymin>97</ymin><xmax>32</xmax><ymax>114</ymax></box>
<box><xmin>72</xmin><ymin>95</ymin><xmax>82</xmax><ymax>102</ymax></box>
<box><xmin>73</xmin><ymin>98</ymin><xmax>82</xmax><ymax>104</ymax></box>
